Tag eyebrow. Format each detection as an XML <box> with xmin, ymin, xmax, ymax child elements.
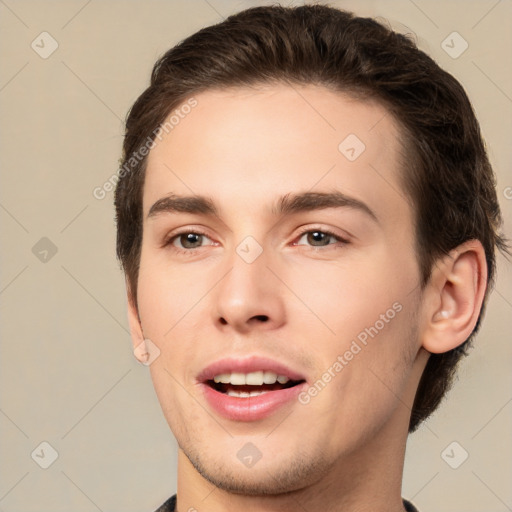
<box><xmin>147</xmin><ymin>190</ymin><xmax>378</xmax><ymax>223</ymax></box>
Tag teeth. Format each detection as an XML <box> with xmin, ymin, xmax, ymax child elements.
<box><xmin>230</xmin><ymin>372</ymin><xmax>246</xmax><ymax>385</ymax></box>
<box><xmin>226</xmin><ymin>389</ymin><xmax>269</xmax><ymax>397</ymax></box>
<box><xmin>212</xmin><ymin>371</ymin><xmax>291</xmax><ymax>386</ymax></box>
<box><xmin>213</xmin><ymin>373</ymin><xmax>231</xmax><ymax>384</ymax></box>
<box><xmin>246</xmin><ymin>371</ymin><xmax>264</xmax><ymax>385</ymax></box>
<box><xmin>263</xmin><ymin>371</ymin><xmax>278</xmax><ymax>384</ymax></box>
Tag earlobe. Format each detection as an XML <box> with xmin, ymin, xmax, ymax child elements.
<box><xmin>125</xmin><ymin>283</ymin><xmax>157</xmax><ymax>365</ymax></box>
<box><xmin>126</xmin><ymin>280</ymin><xmax>144</xmax><ymax>352</ymax></box>
<box><xmin>421</xmin><ymin>240</ymin><xmax>487</xmax><ymax>354</ymax></box>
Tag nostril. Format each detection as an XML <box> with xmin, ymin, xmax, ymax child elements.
<box><xmin>218</xmin><ymin>315</ymin><xmax>268</xmax><ymax>325</ymax></box>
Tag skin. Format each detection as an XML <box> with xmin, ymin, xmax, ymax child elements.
<box><xmin>126</xmin><ymin>84</ymin><xmax>487</xmax><ymax>512</ymax></box>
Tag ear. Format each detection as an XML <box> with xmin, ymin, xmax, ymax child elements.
<box><xmin>421</xmin><ymin>240</ymin><xmax>488</xmax><ymax>354</ymax></box>
<box><xmin>126</xmin><ymin>279</ymin><xmax>144</xmax><ymax>352</ymax></box>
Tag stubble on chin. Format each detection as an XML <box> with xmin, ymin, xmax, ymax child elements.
<box><xmin>182</xmin><ymin>443</ymin><xmax>333</xmax><ymax>496</ymax></box>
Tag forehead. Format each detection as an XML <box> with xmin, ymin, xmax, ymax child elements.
<box><xmin>143</xmin><ymin>84</ymin><xmax>410</xmax><ymax>226</ymax></box>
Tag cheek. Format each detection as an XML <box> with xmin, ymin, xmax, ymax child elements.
<box><xmin>312</xmin><ymin>305</ymin><xmax>416</xmax><ymax>441</ymax></box>
<box><xmin>136</xmin><ymin>250</ymin><xmax>211</xmax><ymax>340</ymax></box>
<box><xmin>148</xmin><ymin>365</ymin><xmax>201</xmax><ymax>441</ymax></box>
<box><xmin>282</xmin><ymin>250</ymin><xmax>408</xmax><ymax>341</ymax></box>
<box><xmin>285</xmin><ymin>249</ymin><xmax>418</xmax><ymax>405</ymax></box>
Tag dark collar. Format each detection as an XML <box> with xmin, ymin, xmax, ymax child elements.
<box><xmin>155</xmin><ymin>494</ymin><xmax>419</xmax><ymax>512</ymax></box>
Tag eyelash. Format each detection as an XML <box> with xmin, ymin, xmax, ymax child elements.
<box><xmin>163</xmin><ymin>226</ymin><xmax>349</xmax><ymax>255</ymax></box>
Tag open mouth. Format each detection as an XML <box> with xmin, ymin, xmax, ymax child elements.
<box><xmin>206</xmin><ymin>371</ymin><xmax>305</xmax><ymax>398</ymax></box>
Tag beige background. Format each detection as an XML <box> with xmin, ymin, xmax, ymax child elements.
<box><xmin>0</xmin><ymin>0</ymin><xmax>510</xmax><ymax>511</ymax></box>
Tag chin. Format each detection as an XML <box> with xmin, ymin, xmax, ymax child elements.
<box><xmin>183</xmin><ymin>442</ymin><xmax>331</xmax><ymax>496</ymax></box>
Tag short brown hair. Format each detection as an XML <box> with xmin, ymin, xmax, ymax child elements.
<box><xmin>114</xmin><ymin>4</ymin><xmax>509</xmax><ymax>431</ymax></box>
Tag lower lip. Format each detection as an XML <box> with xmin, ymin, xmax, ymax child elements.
<box><xmin>200</xmin><ymin>382</ymin><xmax>307</xmax><ymax>422</ymax></box>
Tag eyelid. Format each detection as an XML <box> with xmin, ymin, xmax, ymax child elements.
<box><xmin>161</xmin><ymin>226</ymin><xmax>216</xmax><ymax>250</ymax></box>
<box><xmin>162</xmin><ymin>224</ymin><xmax>351</xmax><ymax>252</ymax></box>
<box><xmin>291</xmin><ymin>225</ymin><xmax>350</xmax><ymax>247</ymax></box>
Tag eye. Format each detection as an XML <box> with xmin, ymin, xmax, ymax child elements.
<box><xmin>294</xmin><ymin>228</ymin><xmax>347</xmax><ymax>248</ymax></box>
<box><xmin>163</xmin><ymin>227</ymin><xmax>348</xmax><ymax>254</ymax></box>
<box><xmin>164</xmin><ymin>230</ymin><xmax>215</xmax><ymax>252</ymax></box>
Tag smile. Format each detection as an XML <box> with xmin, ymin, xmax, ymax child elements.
<box><xmin>198</xmin><ymin>358</ymin><xmax>308</xmax><ymax>421</ymax></box>
<box><xmin>210</xmin><ymin>370</ymin><xmax>302</xmax><ymax>397</ymax></box>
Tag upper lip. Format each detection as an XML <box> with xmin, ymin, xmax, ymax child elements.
<box><xmin>197</xmin><ymin>356</ymin><xmax>307</xmax><ymax>383</ymax></box>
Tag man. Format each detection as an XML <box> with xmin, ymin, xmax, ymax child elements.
<box><xmin>114</xmin><ymin>5</ymin><xmax>508</xmax><ymax>511</ymax></box>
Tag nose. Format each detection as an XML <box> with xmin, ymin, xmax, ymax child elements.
<box><xmin>212</xmin><ymin>244</ymin><xmax>286</xmax><ymax>334</ymax></box>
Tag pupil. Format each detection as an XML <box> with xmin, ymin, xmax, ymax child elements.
<box><xmin>182</xmin><ymin>233</ymin><xmax>201</xmax><ymax>248</ymax></box>
<box><xmin>308</xmin><ymin>231</ymin><xmax>329</xmax><ymax>246</ymax></box>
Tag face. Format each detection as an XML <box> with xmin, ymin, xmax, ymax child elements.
<box><xmin>131</xmin><ymin>84</ymin><xmax>427</xmax><ymax>494</ymax></box>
